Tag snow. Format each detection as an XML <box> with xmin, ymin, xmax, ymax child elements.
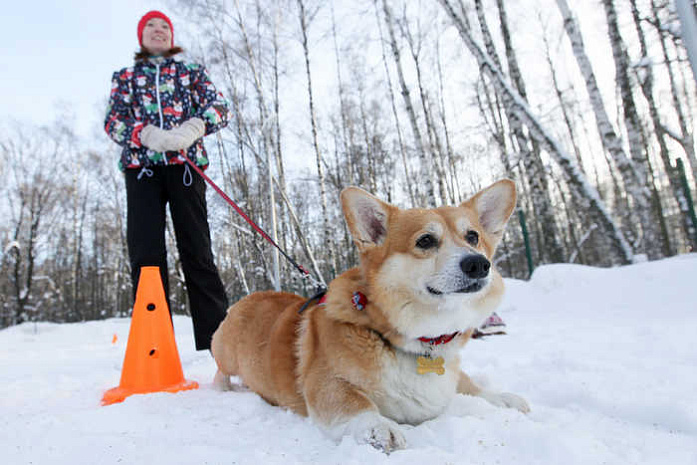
<box><xmin>2</xmin><ymin>254</ymin><xmax>697</xmax><ymax>464</ymax></box>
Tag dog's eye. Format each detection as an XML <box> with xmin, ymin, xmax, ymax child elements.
<box><xmin>465</xmin><ymin>230</ymin><xmax>479</xmax><ymax>246</ymax></box>
<box><xmin>416</xmin><ymin>234</ymin><xmax>438</xmax><ymax>250</ymax></box>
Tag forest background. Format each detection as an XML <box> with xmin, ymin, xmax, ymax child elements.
<box><xmin>1</xmin><ymin>0</ymin><xmax>696</xmax><ymax>327</ymax></box>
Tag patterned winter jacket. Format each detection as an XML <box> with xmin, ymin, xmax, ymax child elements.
<box><xmin>104</xmin><ymin>56</ymin><xmax>231</xmax><ymax>171</ymax></box>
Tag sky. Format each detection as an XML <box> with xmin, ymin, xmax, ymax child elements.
<box><xmin>0</xmin><ymin>0</ymin><xmax>608</xmax><ymax>138</ymax></box>
<box><xmin>2</xmin><ymin>254</ymin><xmax>696</xmax><ymax>463</ymax></box>
<box><xmin>0</xmin><ymin>0</ymin><xmax>671</xmax><ymax>169</ymax></box>
<box><xmin>0</xmin><ymin>1</ymin><xmax>168</xmax><ymax>138</ymax></box>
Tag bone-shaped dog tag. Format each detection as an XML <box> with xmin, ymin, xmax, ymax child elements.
<box><xmin>417</xmin><ymin>356</ymin><xmax>445</xmax><ymax>375</ymax></box>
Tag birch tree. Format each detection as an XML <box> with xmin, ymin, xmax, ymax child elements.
<box><xmin>648</xmin><ymin>0</ymin><xmax>697</xmax><ymax>177</ymax></box>
<box><xmin>601</xmin><ymin>0</ymin><xmax>661</xmax><ymax>258</ymax></box>
<box><xmin>631</xmin><ymin>0</ymin><xmax>697</xmax><ymax>249</ymax></box>
<box><xmin>482</xmin><ymin>0</ymin><xmax>565</xmax><ymax>263</ymax></box>
<box><xmin>380</xmin><ymin>0</ymin><xmax>436</xmax><ymax>206</ymax></box>
<box><xmin>540</xmin><ymin>22</ymin><xmax>585</xmax><ymax>174</ymax></box>
<box><xmin>435</xmin><ymin>35</ymin><xmax>462</xmax><ymax>203</ymax></box>
<box><xmin>232</xmin><ymin>0</ymin><xmax>282</xmax><ymax>288</ymax></box>
<box><xmin>555</xmin><ymin>0</ymin><xmax>653</xmax><ymax>256</ymax></box>
<box><xmin>398</xmin><ymin>7</ymin><xmax>451</xmax><ymax>204</ymax></box>
<box><xmin>373</xmin><ymin>0</ymin><xmax>416</xmax><ymax>207</ymax></box>
<box><xmin>437</xmin><ymin>0</ymin><xmax>634</xmax><ymax>264</ymax></box>
<box><xmin>297</xmin><ymin>0</ymin><xmax>337</xmax><ymax>279</ymax></box>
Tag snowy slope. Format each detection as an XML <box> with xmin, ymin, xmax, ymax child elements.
<box><xmin>2</xmin><ymin>254</ymin><xmax>696</xmax><ymax>465</ymax></box>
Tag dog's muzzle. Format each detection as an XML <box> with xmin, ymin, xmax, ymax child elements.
<box><xmin>427</xmin><ymin>254</ymin><xmax>491</xmax><ymax>295</ymax></box>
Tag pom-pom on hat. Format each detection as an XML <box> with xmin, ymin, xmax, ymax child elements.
<box><xmin>137</xmin><ymin>10</ymin><xmax>174</xmax><ymax>47</ymax></box>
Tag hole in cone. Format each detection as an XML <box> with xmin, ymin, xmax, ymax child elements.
<box><xmin>101</xmin><ymin>267</ymin><xmax>198</xmax><ymax>406</ymax></box>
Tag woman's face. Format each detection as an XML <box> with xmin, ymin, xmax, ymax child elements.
<box><xmin>142</xmin><ymin>17</ymin><xmax>172</xmax><ymax>55</ymax></box>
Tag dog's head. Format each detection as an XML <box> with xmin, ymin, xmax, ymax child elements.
<box><xmin>341</xmin><ymin>180</ymin><xmax>516</xmax><ymax>349</ymax></box>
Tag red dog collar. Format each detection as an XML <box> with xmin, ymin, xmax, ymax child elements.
<box><xmin>301</xmin><ymin>291</ymin><xmax>461</xmax><ymax>346</ymax></box>
<box><xmin>418</xmin><ymin>332</ymin><xmax>460</xmax><ymax>346</ymax></box>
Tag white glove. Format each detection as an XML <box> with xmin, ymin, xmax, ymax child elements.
<box><xmin>140</xmin><ymin>118</ymin><xmax>206</xmax><ymax>152</ymax></box>
<box><xmin>140</xmin><ymin>125</ymin><xmax>171</xmax><ymax>152</ymax></box>
<box><xmin>165</xmin><ymin>118</ymin><xmax>206</xmax><ymax>151</ymax></box>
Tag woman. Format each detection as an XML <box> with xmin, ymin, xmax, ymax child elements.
<box><xmin>104</xmin><ymin>10</ymin><xmax>231</xmax><ymax>351</ymax></box>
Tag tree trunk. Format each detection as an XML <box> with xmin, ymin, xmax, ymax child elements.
<box><xmin>602</xmin><ymin>0</ymin><xmax>659</xmax><ymax>258</ymax></box>
<box><xmin>274</xmin><ymin>177</ymin><xmax>326</xmax><ymax>289</ymax></box>
<box><xmin>541</xmin><ymin>28</ymin><xmax>586</xmax><ymax>173</ymax></box>
<box><xmin>651</xmin><ymin>0</ymin><xmax>697</xmax><ymax>177</ymax></box>
<box><xmin>373</xmin><ymin>0</ymin><xmax>415</xmax><ymax>207</ymax></box>
<box><xmin>297</xmin><ymin>0</ymin><xmax>337</xmax><ymax>279</ymax></box>
<box><xmin>437</xmin><ymin>0</ymin><xmax>633</xmax><ymax>264</ymax></box>
<box><xmin>435</xmin><ymin>36</ymin><xmax>462</xmax><ymax>203</ymax></box>
<box><xmin>232</xmin><ymin>0</ymin><xmax>282</xmax><ymax>288</ymax></box>
<box><xmin>555</xmin><ymin>0</ymin><xmax>651</xmax><ymax>258</ymax></box>
<box><xmin>271</xmin><ymin>4</ymin><xmax>291</xmax><ymax>282</ymax></box>
<box><xmin>399</xmin><ymin>10</ymin><xmax>450</xmax><ymax>204</ymax></box>
<box><xmin>625</xmin><ymin>0</ymin><xmax>697</xmax><ymax>250</ymax></box>
<box><xmin>380</xmin><ymin>0</ymin><xmax>435</xmax><ymax>206</ymax></box>
<box><xmin>476</xmin><ymin>0</ymin><xmax>565</xmax><ymax>263</ymax></box>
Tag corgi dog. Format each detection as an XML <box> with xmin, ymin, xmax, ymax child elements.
<box><xmin>211</xmin><ymin>180</ymin><xmax>529</xmax><ymax>452</ymax></box>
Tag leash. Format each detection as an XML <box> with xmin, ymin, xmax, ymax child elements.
<box><xmin>182</xmin><ymin>156</ymin><xmax>325</xmax><ymax>291</ymax></box>
<box><xmin>297</xmin><ymin>289</ymin><xmax>327</xmax><ymax>314</ymax></box>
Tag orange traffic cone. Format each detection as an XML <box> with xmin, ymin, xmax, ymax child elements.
<box><xmin>102</xmin><ymin>266</ymin><xmax>198</xmax><ymax>405</ymax></box>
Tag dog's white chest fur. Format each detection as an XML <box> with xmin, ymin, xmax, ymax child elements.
<box><xmin>374</xmin><ymin>349</ymin><xmax>458</xmax><ymax>425</ymax></box>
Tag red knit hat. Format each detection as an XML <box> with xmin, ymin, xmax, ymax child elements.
<box><xmin>137</xmin><ymin>10</ymin><xmax>174</xmax><ymax>48</ymax></box>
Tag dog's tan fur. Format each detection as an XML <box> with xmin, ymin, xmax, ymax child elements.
<box><xmin>212</xmin><ymin>180</ymin><xmax>528</xmax><ymax>452</ymax></box>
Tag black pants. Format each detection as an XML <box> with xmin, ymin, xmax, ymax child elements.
<box><xmin>125</xmin><ymin>164</ymin><xmax>228</xmax><ymax>350</ymax></box>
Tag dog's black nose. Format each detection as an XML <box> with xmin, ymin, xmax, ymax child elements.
<box><xmin>461</xmin><ymin>255</ymin><xmax>490</xmax><ymax>279</ymax></box>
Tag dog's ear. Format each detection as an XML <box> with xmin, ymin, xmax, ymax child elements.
<box><xmin>467</xmin><ymin>179</ymin><xmax>517</xmax><ymax>243</ymax></box>
<box><xmin>341</xmin><ymin>187</ymin><xmax>392</xmax><ymax>250</ymax></box>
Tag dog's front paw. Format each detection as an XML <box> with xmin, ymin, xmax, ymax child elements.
<box><xmin>213</xmin><ymin>370</ymin><xmax>249</xmax><ymax>393</ymax></box>
<box><xmin>345</xmin><ymin>411</ymin><xmax>407</xmax><ymax>453</ymax></box>
<box><xmin>213</xmin><ymin>369</ymin><xmax>234</xmax><ymax>391</ymax></box>
<box><xmin>479</xmin><ymin>390</ymin><xmax>530</xmax><ymax>414</ymax></box>
<box><xmin>363</xmin><ymin>420</ymin><xmax>406</xmax><ymax>454</ymax></box>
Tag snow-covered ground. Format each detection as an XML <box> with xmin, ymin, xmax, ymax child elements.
<box><xmin>2</xmin><ymin>254</ymin><xmax>696</xmax><ymax>464</ymax></box>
